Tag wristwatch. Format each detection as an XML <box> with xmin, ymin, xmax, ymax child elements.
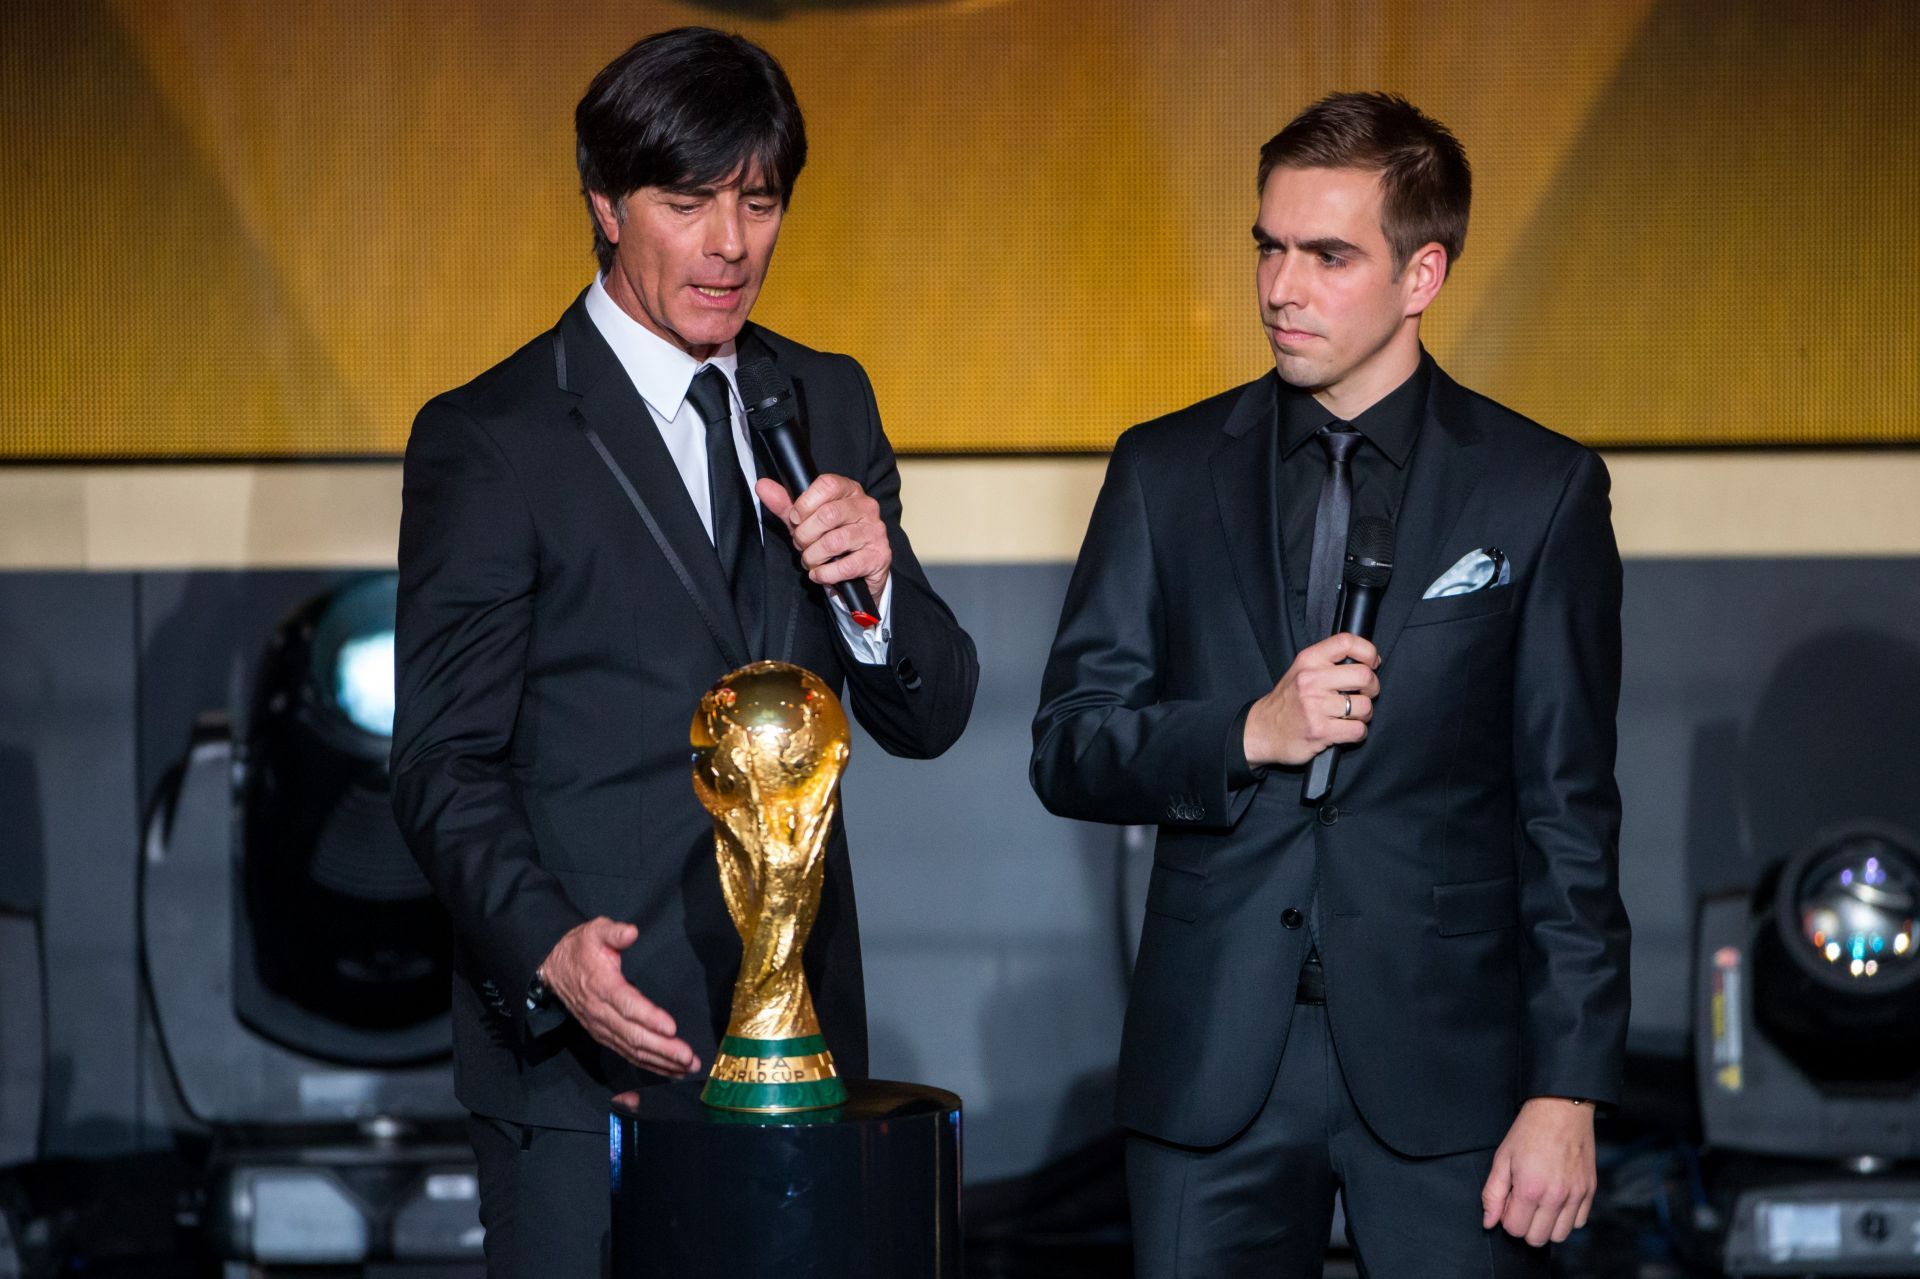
<box><xmin>525</xmin><ymin>968</ymin><xmax>555</xmax><ymax>1013</ymax></box>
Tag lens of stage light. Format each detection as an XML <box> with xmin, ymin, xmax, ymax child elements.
<box><xmin>335</xmin><ymin>630</ymin><xmax>395</xmax><ymax>737</ymax></box>
<box><xmin>1793</xmin><ymin>832</ymin><xmax>1919</xmax><ymax>985</ymax></box>
<box><xmin>304</xmin><ymin>575</ymin><xmax>399</xmax><ymax>760</ymax></box>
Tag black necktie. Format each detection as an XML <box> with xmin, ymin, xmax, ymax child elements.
<box><xmin>1305</xmin><ymin>424</ymin><xmax>1363</xmax><ymax>641</ymax></box>
<box><xmin>687</xmin><ymin>366</ymin><xmax>764</xmax><ymax>653</ymax></box>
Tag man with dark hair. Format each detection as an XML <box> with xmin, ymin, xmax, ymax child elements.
<box><xmin>1032</xmin><ymin>91</ymin><xmax>1629</xmax><ymax>1276</ymax></box>
<box><xmin>391</xmin><ymin>27</ymin><xmax>978</xmax><ymax>1275</ymax></box>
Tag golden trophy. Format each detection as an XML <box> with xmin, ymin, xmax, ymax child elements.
<box><xmin>692</xmin><ymin>660</ymin><xmax>851</xmax><ymax>1113</ymax></box>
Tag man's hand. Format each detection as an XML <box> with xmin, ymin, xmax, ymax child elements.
<box><xmin>757</xmin><ymin>474</ymin><xmax>891</xmax><ymax>601</ymax></box>
<box><xmin>1242</xmin><ymin>633</ymin><xmax>1381</xmax><ymax>767</ymax></box>
<box><xmin>539</xmin><ymin>917</ymin><xmax>699</xmax><ymax>1078</ymax></box>
<box><xmin>1480</xmin><ymin>1097</ymin><xmax>1597</xmax><ymax>1246</ymax></box>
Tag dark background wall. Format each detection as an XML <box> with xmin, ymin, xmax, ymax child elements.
<box><xmin>2</xmin><ymin>558</ymin><xmax>1917</xmax><ymax>1179</ymax></box>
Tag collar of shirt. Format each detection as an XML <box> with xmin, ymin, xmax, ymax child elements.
<box><xmin>1276</xmin><ymin>348</ymin><xmax>1432</xmax><ymax>468</ymax></box>
<box><xmin>584</xmin><ymin>274</ymin><xmax>741</xmax><ymax>420</ymax></box>
<box><xmin>584</xmin><ymin>275</ymin><xmax>761</xmax><ymax>543</ymax></box>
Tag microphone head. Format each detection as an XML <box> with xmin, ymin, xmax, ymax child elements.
<box><xmin>1342</xmin><ymin>516</ymin><xmax>1395</xmax><ymax>590</ymax></box>
<box><xmin>736</xmin><ymin>357</ymin><xmax>797</xmax><ymax>432</ymax></box>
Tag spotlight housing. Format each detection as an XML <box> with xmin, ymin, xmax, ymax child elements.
<box><xmin>238</xmin><ymin>574</ymin><xmax>450</xmax><ymax>1063</ymax></box>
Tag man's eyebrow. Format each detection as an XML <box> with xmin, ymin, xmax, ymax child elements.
<box><xmin>1299</xmin><ymin>236</ymin><xmax>1364</xmax><ymax>258</ymax></box>
<box><xmin>658</xmin><ymin>179</ymin><xmax>780</xmax><ymax>199</ymax></box>
<box><xmin>1251</xmin><ymin>224</ymin><xmax>1281</xmax><ymax>248</ymax></box>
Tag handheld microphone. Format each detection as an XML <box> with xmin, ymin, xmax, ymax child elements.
<box><xmin>736</xmin><ymin>358</ymin><xmax>881</xmax><ymax>629</ymax></box>
<box><xmin>1302</xmin><ymin>515</ymin><xmax>1395</xmax><ymax>804</ymax></box>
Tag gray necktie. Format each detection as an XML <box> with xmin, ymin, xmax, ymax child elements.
<box><xmin>1305</xmin><ymin>425</ymin><xmax>1363</xmax><ymax>641</ymax></box>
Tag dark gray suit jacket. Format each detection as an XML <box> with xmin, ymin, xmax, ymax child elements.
<box><xmin>1031</xmin><ymin>364</ymin><xmax>1629</xmax><ymax>1156</ymax></box>
<box><xmin>392</xmin><ymin>293</ymin><xmax>978</xmax><ymax>1132</ymax></box>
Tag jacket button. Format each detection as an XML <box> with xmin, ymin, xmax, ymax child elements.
<box><xmin>894</xmin><ymin>656</ymin><xmax>922</xmax><ymax>691</ymax></box>
<box><xmin>1317</xmin><ymin>804</ymin><xmax>1341</xmax><ymax>827</ymax></box>
<box><xmin>1281</xmin><ymin>908</ymin><xmax>1304</xmax><ymax>929</ymax></box>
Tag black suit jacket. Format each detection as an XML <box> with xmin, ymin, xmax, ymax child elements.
<box><xmin>1031</xmin><ymin>364</ymin><xmax>1629</xmax><ymax>1156</ymax></box>
<box><xmin>392</xmin><ymin>293</ymin><xmax>978</xmax><ymax>1132</ymax></box>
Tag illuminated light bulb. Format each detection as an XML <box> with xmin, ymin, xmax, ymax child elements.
<box><xmin>1850</xmin><ymin>958</ymin><xmax>1866</xmax><ymax>977</ymax></box>
<box><xmin>1865</xmin><ymin>960</ymin><xmax>1879</xmax><ymax>976</ymax></box>
<box><xmin>1826</xmin><ymin>942</ymin><xmax>1842</xmax><ymax>961</ymax></box>
<box><xmin>1897</xmin><ymin>933</ymin><xmax>1911</xmax><ymax>956</ymax></box>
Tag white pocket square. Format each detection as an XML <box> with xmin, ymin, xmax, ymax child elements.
<box><xmin>1422</xmin><ymin>547</ymin><xmax>1510</xmax><ymax>599</ymax></box>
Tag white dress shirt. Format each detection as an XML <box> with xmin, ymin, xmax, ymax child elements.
<box><xmin>584</xmin><ymin>277</ymin><xmax>892</xmax><ymax>662</ymax></box>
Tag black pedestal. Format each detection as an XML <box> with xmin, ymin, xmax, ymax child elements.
<box><xmin>610</xmin><ymin>1078</ymin><xmax>962</xmax><ymax>1278</ymax></box>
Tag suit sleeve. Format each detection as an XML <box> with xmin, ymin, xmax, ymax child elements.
<box><xmin>829</xmin><ymin>355</ymin><xmax>980</xmax><ymax>759</ymax></box>
<box><xmin>1510</xmin><ymin>449</ymin><xmax>1632</xmax><ymax>1105</ymax></box>
<box><xmin>1029</xmin><ymin>435</ymin><xmax>1255</xmax><ymax>828</ymax></box>
<box><xmin>389</xmin><ymin>399</ymin><xmax>585</xmax><ymax>1039</ymax></box>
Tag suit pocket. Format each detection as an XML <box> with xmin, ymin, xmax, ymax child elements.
<box><xmin>551</xmin><ymin>867</ymin><xmax>646</xmax><ymax>922</ymax></box>
<box><xmin>1144</xmin><ymin>863</ymin><xmax>1205</xmax><ymax>922</ymax></box>
<box><xmin>1404</xmin><ymin>588</ymin><xmax>1511</xmax><ymax>629</ymax></box>
<box><xmin>1433</xmin><ymin>874</ymin><xmax>1518</xmax><ymax>936</ymax></box>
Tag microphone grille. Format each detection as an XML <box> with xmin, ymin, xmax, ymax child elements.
<box><xmin>736</xmin><ymin>357</ymin><xmax>796</xmax><ymax>430</ymax></box>
<box><xmin>1342</xmin><ymin>516</ymin><xmax>1395</xmax><ymax>590</ymax></box>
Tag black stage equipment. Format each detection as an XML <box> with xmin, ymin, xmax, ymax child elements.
<box><xmin>142</xmin><ymin>573</ymin><xmax>480</xmax><ymax>1269</ymax></box>
<box><xmin>1695</xmin><ymin>823</ymin><xmax>1920</xmax><ymax>1275</ymax></box>
<box><xmin>238</xmin><ymin>574</ymin><xmax>450</xmax><ymax>1060</ymax></box>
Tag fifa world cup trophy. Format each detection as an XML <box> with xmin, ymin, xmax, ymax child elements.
<box><xmin>692</xmin><ymin>661</ymin><xmax>851</xmax><ymax>1112</ymax></box>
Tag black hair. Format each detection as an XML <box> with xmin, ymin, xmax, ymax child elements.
<box><xmin>576</xmin><ymin>27</ymin><xmax>807</xmax><ymax>272</ymax></box>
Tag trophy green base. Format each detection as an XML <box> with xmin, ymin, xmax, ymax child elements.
<box><xmin>701</xmin><ymin>1034</ymin><xmax>848</xmax><ymax>1113</ymax></box>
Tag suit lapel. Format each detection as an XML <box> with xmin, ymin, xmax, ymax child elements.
<box><xmin>1211</xmin><ymin>374</ymin><xmax>1296</xmax><ymax>683</ymax></box>
<box><xmin>554</xmin><ymin>297</ymin><xmax>752</xmax><ymax>669</ymax></box>
<box><xmin>1368</xmin><ymin>368</ymin><xmax>1487</xmax><ymax>669</ymax></box>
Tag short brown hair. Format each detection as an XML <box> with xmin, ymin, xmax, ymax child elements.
<box><xmin>1258</xmin><ymin>92</ymin><xmax>1471</xmax><ymax>275</ymax></box>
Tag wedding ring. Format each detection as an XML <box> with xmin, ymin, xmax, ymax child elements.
<box><xmin>1340</xmin><ymin>695</ymin><xmax>1353</xmax><ymax>720</ymax></box>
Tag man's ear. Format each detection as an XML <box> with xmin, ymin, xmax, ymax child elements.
<box><xmin>588</xmin><ymin>190</ymin><xmax>624</xmax><ymax>247</ymax></box>
<box><xmin>1402</xmin><ymin>242</ymin><xmax>1449</xmax><ymax>318</ymax></box>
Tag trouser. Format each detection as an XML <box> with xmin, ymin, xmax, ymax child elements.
<box><xmin>1126</xmin><ymin>1001</ymin><xmax>1550</xmax><ymax>1278</ymax></box>
<box><xmin>467</xmin><ymin>1112</ymin><xmax>609</xmax><ymax>1279</ymax></box>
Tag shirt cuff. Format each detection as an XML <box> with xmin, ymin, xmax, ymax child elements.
<box><xmin>1227</xmin><ymin>699</ymin><xmax>1268</xmax><ymax>790</ymax></box>
<box><xmin>831</xmin><ymin>575</ymin><xmax>892</xmax><ymax>664</ymax></box>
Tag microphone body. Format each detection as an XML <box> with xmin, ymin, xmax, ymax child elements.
<box><xmin>1302</xmin><ymin>517</ymin><xmax>1395</xmax><ymax>804</ymax></box>
<box><xmin>736</xmin><ymin>359</ymin><xmax>881</xmax><ymax>628</ymax></box>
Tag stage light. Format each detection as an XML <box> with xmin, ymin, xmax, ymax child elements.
<box><xmin>1752</xmin><ymin>824</ymin><xmax>1920</xmax><ymax>1083</ymax></box>
<box><xmin>1698</xmin><ymin>823</ymin><xmax>1920</xmax><ymax>1274</ymax></box>
<box><xmin>237</xmin><ymin>572</ymin><xmax>451</xmax><ymax>1062</ymax></box>
<box><xmin>142</xmin><ymin>572</ymin><xmax>480</xmax><ymax>1269</ymax></box>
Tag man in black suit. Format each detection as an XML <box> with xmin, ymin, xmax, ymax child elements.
<box><xmin>390</xmin><ymin>28</ymin><xmax>977</xmax><ymax>1275</ymax></box>
<box><xmin>1031</xmin><ymin>93</ymin><xmax>1629</xmax><ymax>1276</ymax></box>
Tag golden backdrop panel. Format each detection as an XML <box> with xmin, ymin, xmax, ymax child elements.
<box><xmin>1</xmin><ymin>0</ymin><xmax>1914</xmax><ymax>458</ymax></box>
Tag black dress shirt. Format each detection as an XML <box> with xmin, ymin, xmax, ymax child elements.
<box><xmin>1228</xmin><ymin>351</ymin><xmax>1432</xmax><ymax>784</ymax></box>
<box><xmin>1275</xmin><ymin>351</ymin><xmax>1431</xmax><ymax>637</ymax></box>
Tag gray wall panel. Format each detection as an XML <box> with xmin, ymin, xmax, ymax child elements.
<box><xmin>0</xmin><ymin>573</ymin><xmax>140</xmax><ymax>1157</ymax></box>
<box><xmin>844</xmin><ymin>564</ymin><xmax>1131</xmax><ymax>1183</ymax></box>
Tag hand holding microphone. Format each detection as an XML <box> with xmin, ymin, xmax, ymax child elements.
<box><xmin>738</xmin><ymin>359</ymin><xmax>886</xmax><ymax>627</ymax></box>
<box><xmin>1241</xmin><ymin>517</ymin><xmax>1395</xmax><ymax>781</ymax></box>
<box><xmin>1302</xmin><ymin>516</ymin><xmax>1395</xmax><ymax>802</ymax></box>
